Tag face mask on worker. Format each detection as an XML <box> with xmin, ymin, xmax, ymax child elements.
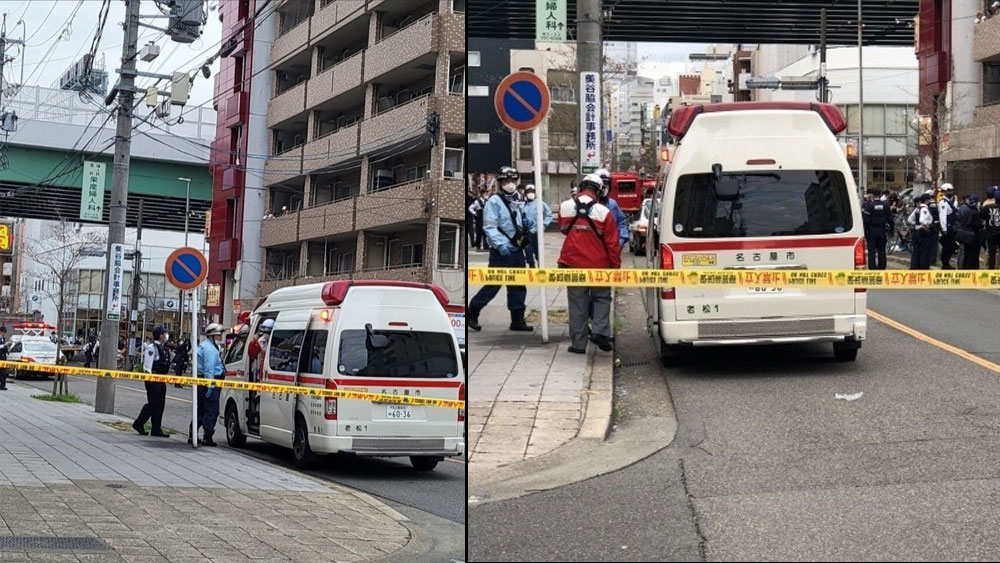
<box><xmin>500</xmin><ymin>182</ymin><xmax>517</xmax><ymax>195</ymax></box>
<box><xmin>526</xmin><ymin>193</ymin><xmax>536</xmax><ymax>201</ymax></box>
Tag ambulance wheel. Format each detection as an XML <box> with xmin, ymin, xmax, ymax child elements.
<box><xmin>292</xmin><ymin>415</ymin><xmax>317</xmax><ymax>469</ymax></box>
<box><xmin>833</xmin><ymin>342</ymin><xmax>859</xmax><ymax>362</ymax></box>
<box><xmin>225</xmin><ymin>403</ymin><xmax>247</xmax><ymax>448</ymax></box>
<box><xmin>410</xmin><ymin>456</ymin><xmax>441</xmax><ymax>471</ymax></box>
<box><xmin>659</xmin><ymin>338</ymin><xmax>685</xmax><ymax>368</ymax></box>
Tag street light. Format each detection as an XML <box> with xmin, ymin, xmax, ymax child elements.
<box><xmin>177</xmin><ymin>177</ymin><xmax>191</xmax><ymax>340</ymax></box>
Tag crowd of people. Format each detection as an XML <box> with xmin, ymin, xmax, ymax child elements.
<box><xmin>467</xmin><ymin>166</ymin><xmax>628</xmax><ymax>355</ymax></box>
<box><xmin>863</xmin><ymin>183</ymin><xmax>1000</xmax><ymax>271</ymax></box>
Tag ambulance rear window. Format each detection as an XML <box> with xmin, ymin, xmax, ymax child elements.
<box><xmin>672</xmin><ymin>170</ymin><xmax>853</xmax><ymax>238</ymax></box>
<box><xmin>337</xmin><ymin>330</ymin><xmax>458</xmax><ymax>379</ymax></box>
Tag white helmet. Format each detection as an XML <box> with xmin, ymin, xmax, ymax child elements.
<box><xmin>594</xmin><ymin>168</ymin><xmax>611</xmax><ymax>182</ymax></box>
<box><xmin>260</xmin><ymin>319</ymin><xmax>275</xmax><ymax>333</ymax></box>
<box><xmin>941</xmin><ymin>182</ymin><xmax>954</xmax><ymax>192</ymax></box>
<box><xmin>204</xmin><ymin>323</ymin><xmax>225</xmax><ymax>336</ymax></box>
<box><xmin>579</xmin><ymin>173</ymin><xmax>604</xmax><ymax>193</ymax></box>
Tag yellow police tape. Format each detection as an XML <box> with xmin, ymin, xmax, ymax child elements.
<box><xmin>0</xmin><ymin>361</ymin><xmax>464</xmax><ymax>410</ymax></box>
<box><xmin>468</xmin><ymin>267</ymin><xmax>1000</xmax><ymax>289</ymax></box>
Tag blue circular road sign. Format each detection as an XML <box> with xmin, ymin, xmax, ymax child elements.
<box><xmin>494</xmin><ymin>72</ymin><xmax>551</xmax><ymax>131</ymax></box>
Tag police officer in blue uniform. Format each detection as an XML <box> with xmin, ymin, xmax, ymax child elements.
<box><xmin>468</xmin><ymin>166</ymin><xmax>534</xmax><ymax>333</ymax></box>
<box><xmin>862</xmin><ymin>189</ymin><xmax>893</xmax><ymax>269</ymax></box>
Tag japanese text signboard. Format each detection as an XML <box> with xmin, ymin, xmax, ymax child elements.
<box><xmin>580</xmin><ymin>72</ymin><xmax>601</xmax><ymax>174</ymax></box>
<box><xmin>80</xmin><ymin>161</ymin><xmax>106</xmax><ymax>222</ymax></box>
<box><xmin>106</xmin><ymin>243</ymin><xmax>125</xmax><ymax>321</ymax></box>
<box><xmin>536</xmin><ymin>0</ymin><xmax>566</xmax><ymax>42</ymax></box>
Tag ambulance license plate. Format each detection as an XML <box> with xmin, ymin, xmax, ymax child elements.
<box><xmin>748</xmin><ymin>287</ymin><xmax>783</xmax><ymax>294</ymax></box>
<box><xmin>387</xmin><ymin>405</ymin><xmax>412</xmax><ymax>419</ymax></box>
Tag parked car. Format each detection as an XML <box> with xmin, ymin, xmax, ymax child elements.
<box><xmin>628</xmin><ymin>198</ymin><xmax>653</xmax><ymax>256</ymax></box>
<box><xmin>8</xmin><ymin>336</ymin><xmax>64</xmax><ymax>379</ymax></box>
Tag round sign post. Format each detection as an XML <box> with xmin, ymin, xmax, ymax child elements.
<box><xmin>165</xmin><ymin>247</ymin><xmax>207</xmax><ymax>448</ymax></box>
<box><xmin>494</xmin><ymin>71</ymin><xmax>551</xmax><ymax>344</ymax></box>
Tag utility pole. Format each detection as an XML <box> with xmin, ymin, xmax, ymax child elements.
<box><xmin>178</xmin><ymin>177</ymin><xmax>191</xmax><ymax>338</ymax></box>
<box><xmin>857</xmin><ymin>0</ymin><xmax>865</xmax><ymax>192</ymax></box>
<box><xmin>577</xmin><ymin>0</ymin><xmax>601</xmax><ymax>173</ymax></box>
<box><xmin>819</xmin><ymin>8</ymin><xmax>828</xmax><ymax>103</ymax></box>
<box><xmin>96</xmin><ymin>0</ymin><xmax>141</xmax><ymax>414</ymax></box>
<box><xmin>127</xmin><ymin>200</ymin><xmax>143</xmax><ymax>371</ymax></box>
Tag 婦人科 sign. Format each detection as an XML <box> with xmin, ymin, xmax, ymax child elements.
<box><xmin>536</xmin><ymin>0</ymin><xmax>566</xmax><ymax>42</ymax></box>
<box><xmin>80</xmin><ymin>161</ymin><xmax>106</xmax><ymax>222</ymax></box>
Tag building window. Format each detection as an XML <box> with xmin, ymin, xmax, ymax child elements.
<box><xmin>450</xmin><ymin>67</ymin><xmax>465</xmax><ymax>94</ymax></box>
<box><xmin>444</xmin><ymin>147</ymin><xmax>464</xmax><ymax>178</ymax></box>
<box><xmin>468</xmin><ymin>133</ymin><xmax>490</xmax><ymax>144</ymax></box>
<box><xmin>846</xmin><ymin>105</ymin><xmax>859</xmax><ymax>135</ymax></box>
<box><xmin>519</xmin><ymin>131</ymin><xmax>532</xmax><ymax>160</ymax></box>
<box><xmin>469</xmin><ymin>51</ymin><xmax>481</xmax><ymax>67</ymax></box>
<box><xmin>468</xmin><ymin>85</ymin><xmax>489</xmax><ymax>97</ymax></box>
<box><xmin>985</xmin><ymin>62</ymin><xmax>1000</xmax><ymax>105</ymax></box>
<box><xmin>402</xmin><ymin>243</ymin><xmax>424</xmax><ymax>266</ymax></box>
<box><xmin>885</xmin><ymin>105</ymin><xmax>909</xmax><ymax>136</ymax></box>
<box><xmin>863</xmin><ymin>105</ymin><xmax>885</xmax><ymax>136</ymax></box>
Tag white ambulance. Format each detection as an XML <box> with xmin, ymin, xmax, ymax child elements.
<box><xmin>647</xmin><ymin>102</ymin><xmax>867</xmax><ymax>365</ymax></box>
<box><xmin>220</xmin><ymin>280</ymin><xmax>465</xmax><ymax>471</ymax></box>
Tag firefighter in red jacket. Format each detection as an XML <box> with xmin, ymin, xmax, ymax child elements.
<box><xmin>558</xmin><ymin>173</ymin><xmax>620</xmax><ymax>355</ymax></box>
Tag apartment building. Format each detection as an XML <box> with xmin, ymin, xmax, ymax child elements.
<box><xmin>209</xmin><ymin>0</ymin><xmax>466</xmax><ymax>323</ymax></box>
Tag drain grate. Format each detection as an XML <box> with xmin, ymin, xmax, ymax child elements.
<box><xmin>0</xmin><ymin>537</ymin><xmax>110</xmax><ymax>551</ymax></box>
<box><xmin>619</xmin><ymin>360</ymin><xmax>651</xmax><ymax>368</ymax></box>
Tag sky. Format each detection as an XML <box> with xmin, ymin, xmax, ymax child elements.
<box><xmin>636</xmin><ymin>42</ymin><xmax>707</xmax><ymax>79</ymax></box>
<box><xmin>1</xmin><ymin>0</ymin><xmax>224</xmax><ymax>109</ymax></box>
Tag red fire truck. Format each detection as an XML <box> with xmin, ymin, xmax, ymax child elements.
<box><xmin>609</xmin><ymin>172</ymin><xmax>642</xmax><ymax>216</ymax></box>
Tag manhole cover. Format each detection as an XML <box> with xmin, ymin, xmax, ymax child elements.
<box><xmin>0</xmin><ymin>537</ymin><xmax>110</xmax><ymax>551</ymax></box>
<box><xmin>619</xmin><ymin>360</ymin><xmax>650</xmax><ymax>368</ymax></box>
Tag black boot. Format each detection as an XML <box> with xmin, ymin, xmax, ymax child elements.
<box><xmin>468</xmin><ymin>308</ymin><xmax>483</xmax><ymax>332</ymax></box>
<box><xmin>509</xmin><ymin>309</ymin><xmax>534</xmax><ymax>332</ymax></box>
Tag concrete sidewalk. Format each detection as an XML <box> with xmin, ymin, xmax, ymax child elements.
<box><xmin>0</xmin><ymin>383</ymin><xmax>410</xmax><ymax>562</ymax></box>
<box><xmin>468</xmin><ymin>232</ymin><xmax>614</xmax><ymax>487</ymax></box>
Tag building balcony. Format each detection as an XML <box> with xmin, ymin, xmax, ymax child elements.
<box><xmin>258</xmin><ymin>277</ymin><xmax>295</xmax><ymax>298</ymax></box>
<box><xmin>972</xmin><ymin>103</ymin><xmax>1000</xmax><ymax>128</ymax></box>
<box><xmin>360</xmin><ymin>95</ymin><xmax>429</xmax><ymax>153</ymax></box>
<box><xmin>438</xmin><ymin>12</ymin><xmax>465</xmax><ymax>53</ymax></box>
<box><xmin>222</xmin><ymin>91</ymin><xmax>248</xmax><ymax>128</ymax></box>
<box><xmin>270</xmin><ymin>18</ymin><xmax>310</xmax><ymax>66</ymax></box>
<box><xmin>364</xmin><ymin>13</ymin><xmax>436</xmax><ymax>82</ymax></box>
<box><xmin>942</xmin><ymin>122</ymin><xmax>1000</xmax><ymax>162</ymax></box>
<box><xmin>297</xmin><ymin>198</ymin><xmax>356</xmax><ymax>240</ymax></box>
<box><xmin>267</xmin><ymin>81</ymin><xmax>308</xmax><ymax>129</ymax></box>
<box><xmin>221</xmin><ymin>166</ymin><xmax>245</xmax><ymax>192</ymax></box>
<box><xmin>975</xmin><ymin>15</ymin><xmax>1000</xmax><ymax>62</ymax></box>
<box><xmin>311</xmin><ymin>0</ymin><xmax>365</xmax><ymax>41</ymax></box>
<box><xmin>306</xmin><ymin>51</ymin><xmax>364</xmax><ymax>110</ymax></box>
<box><xmin>433</xmin><ymin>267</ymin><xmax>464</xmax><ymax>305</ymax></box>
<box><xmin>259</xmin><ymin>213</ymin><xmax>300</xmax><ymax>248</ymax></box>
<box><xmin>352</xmin><ymin>264</ymin><xmax>428</xmax><ymax>283</ymax></box>
<box><xmin>264</xmin><ymin>145</ymin><xmax>304</xmax><ymax>186</ymax></box>
<box><xmin>356</xmin><ymin>180</ymin><xmax>428</xmax><ymax>231</ymax></box>
<box><xmin>304</xmin><ymin>123</ymin><xmax>359</xmax><ymax>172</ymax></box>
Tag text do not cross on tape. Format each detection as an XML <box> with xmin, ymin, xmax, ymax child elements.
<box><xmin>468</xmin><ymin>267</ymin><xmax>1000</xmax><ymax>289</ymax></box>
<box><xmin>0</xmin><ymin>361</ymin><xmax>464</xmax><ymax>410</ymax></box>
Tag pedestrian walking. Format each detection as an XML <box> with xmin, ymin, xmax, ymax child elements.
<box><xmin>132</xmin><ymin>326</ymin><xmax>171</xmax><ymax>438</ymax></box>
<box><xmin>956</xmin><ymin>194</ymin><xmax>983</xmax><ymax>269</ymax></box>
<box><xmin>466</xmin><ymin>187</ymin><xmax>477</xmax><ymax>248</ymax></box>
<box><xmin>862</xmin><ymin>189</ymin><xmax>893</xmax><ymax>270</ymax></box>
<box><xmin>595</xmin><ymin>168</ymin><xmax>630</xmax><ymax>251</ymax></box>
<box><xmin>467</xmin><ymin>166</ymin><xmax>534</xmax><ymax>333</ymax></box>
<box><xmin>908</xmin><ymin>194</ymin><xmax>936</xmax><ymax>269</ymax></box>
<box><xmin>558</xmin><ymin>173</ymin><xmax>621</xmax><ymax>354</ymax></box>
<box><xmin>521</xmin><ymin>184</ymin><xmax>553</xmax><ymax>268</ymax></box>
<box><xmin>0</xmin><ymin>326</ymin><xmax>9</xmax><ymax>391</ymax></box>
<box><xmin>981</xmin><ymin>187</ymin><xmax>1000</xmax><ymax>269</ymax></box>
<box><xmin>189</xmin><ymin>323</ymin><xmax>226</xmax><ymax>447</ymax></box>
<box><xmin>938</xmin><ymin>183</ymin><xmax>959</xmax><ymax>269</ymax></box>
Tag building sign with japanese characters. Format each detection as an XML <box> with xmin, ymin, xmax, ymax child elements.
<box><xmin>206</xmin><ymin>284</ymin><xmax>220</xmax><ymax>307</ymax></box>
<box><xmin>0</xmin><ymin>222</ymin><xmax>11</xmax><ymax>255</ymax></box>
<box><xmin>580</xmin><ymin>72</ymin><xmax>601</xmax><ymax>174</ymax></box>
<box><xmin>536</xmin><ymin>0</ymin><xmax>566</xmax><ymax>42</ymax></box>
<box><xmin>80</xmin><ymin>161</ymin><xmax>106</xmax><ymax>222</ymax></box>
<box><xmin>106</xmin><ymin>243</ymin><xmax>125</xmax><ymax>321</ymax></box>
